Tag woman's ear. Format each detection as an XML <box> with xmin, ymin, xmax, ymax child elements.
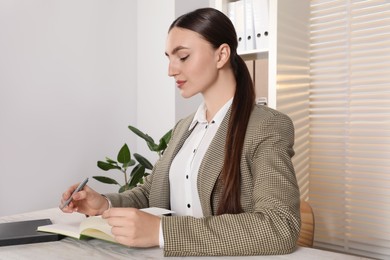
<box><xmin>216</xmin><ymin>43</ymin><xmax>231</xmax><ymax>69</ymax></box>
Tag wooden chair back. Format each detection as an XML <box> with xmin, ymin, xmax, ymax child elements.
<box><xmin>297</xmin><ymin>200</ymin><xmax>315</xmax><ymax>247</ymax></box>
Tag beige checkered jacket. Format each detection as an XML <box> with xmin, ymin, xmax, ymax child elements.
<box><xmin>106</xmin><ymin>104</ymin><xmax>301</xmax><ymax>256</ymax></box>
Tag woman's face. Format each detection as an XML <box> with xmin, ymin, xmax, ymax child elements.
<box><xmin>165</xmin><ymin>27</ymin><xmax>220</xmax><ymax>99</ymax></box>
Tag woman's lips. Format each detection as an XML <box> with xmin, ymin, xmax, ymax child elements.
<box><xmin>176</xmin><ymin>80</ymin><xmax>185</xmax><ymax>88</ymax></box>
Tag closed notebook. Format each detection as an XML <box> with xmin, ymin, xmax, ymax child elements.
<box><xmin>0</xmin><ymin>218</ymin><xmax>62</xmax><ymax>246</ymax></box>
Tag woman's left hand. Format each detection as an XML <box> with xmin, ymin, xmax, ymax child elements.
<box><xmin>102</xmin><ymin>208</ymin><xmax>161</xmax><ymax>248</ymax></box>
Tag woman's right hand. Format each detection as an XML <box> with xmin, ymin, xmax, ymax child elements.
<box><xmin>60</xmin><ymin>184</ymin><xmax>109</xmax><ymax>216</ymax></box>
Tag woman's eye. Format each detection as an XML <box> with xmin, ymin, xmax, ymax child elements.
<box><xmin>180</xmin><ymin>55</ymin><xmax>189</xmax><ymax>61</ymax></box>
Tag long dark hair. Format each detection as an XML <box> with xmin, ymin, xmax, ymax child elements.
<box><xmin>169</xmin><ymin>8</ymin><xmax>255</xmax><ymax>215</ymax></box>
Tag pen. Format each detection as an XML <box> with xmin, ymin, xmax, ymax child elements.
<box><xmin>60</xmin><ymin>177</ymin><xmax>89</xmax><ymax>210</ymax></box>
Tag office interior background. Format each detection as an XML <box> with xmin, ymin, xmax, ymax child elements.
<box><xmin>0</xmin><ymin>0</ymin><xmax>389</xmax><ymax>259</ymax></box>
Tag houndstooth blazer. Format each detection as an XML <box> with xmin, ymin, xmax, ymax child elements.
<box><xmin>106</xmin><ymin>104</ymin><xmax>301</xmax><ymax>257</ymax></box>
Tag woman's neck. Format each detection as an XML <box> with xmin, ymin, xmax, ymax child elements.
<box><xmin>204</xmin><ymin>87</ymin><xmax>235</xmax><ymax>122</ymax></box>
<box><xmin>202</xmin><ymin>66</ymin><xmax>236</xmax><ymax>122</ymax></box>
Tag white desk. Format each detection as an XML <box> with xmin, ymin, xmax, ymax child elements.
<box><xmin>0</xmin><ymin>208</ymin><xmax>369</xmax><ymax>260</ymax></box>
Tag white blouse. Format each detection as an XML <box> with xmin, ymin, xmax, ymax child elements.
<box><xmin>159</xmin><ymin>98</ymin><xmax>232</xmax><ymax>247</ymax></box>
<box><xmin>169</xmin><ymin>98</ymin><xmax>233</xmax><ymax>217</ymax></box>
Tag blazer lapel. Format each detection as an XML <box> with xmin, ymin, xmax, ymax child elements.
<box><xmin>197</xmin><ymin>108</ymin><xmax>231</xmax><ymax>216</ymax></box>
<box><xmin>149</xmin><ymin>116</ymin><xmax>194</xmax><ymax>208</ymax></box>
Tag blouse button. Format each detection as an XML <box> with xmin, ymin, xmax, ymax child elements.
<box><xmin>187</xmin><ymin>204</ymin><xmax>191</xmax><ymax>208</ymax></box>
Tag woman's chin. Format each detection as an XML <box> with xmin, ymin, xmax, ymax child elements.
<box><xmin>179</xmin><ymin>91</ymin><xmax>196</xmax><ymax>99</ymax></box>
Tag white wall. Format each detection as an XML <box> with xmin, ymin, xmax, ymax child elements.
<box><xmin>135</xmin><ymin>0</ymin><xmax>176</xmax><ymax>160</ymax></box>
<box><xmin>0</xmin><ymin>0</ymin><xmax>212</xmax><ymax>217</ymax></box>
<box><xmin>0</xmin><ymin>0</ymin><xmax>137</xmax><ymax>216</ymax></box>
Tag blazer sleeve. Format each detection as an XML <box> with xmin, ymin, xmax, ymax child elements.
<box><xmin>161</xmin><ymin>111</ymin><xmax>301</xmax><ymax>257</ymax></box>
<box><xmin>103</xmin><ymin>168</ymin><xmax>152</xmax><ymax>209</ymax></box>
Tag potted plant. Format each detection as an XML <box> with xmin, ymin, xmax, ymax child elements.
<box><xmin>93</xmin><ymin>125</ymin><xmax>172</xmax><ymax>192</ymax></box>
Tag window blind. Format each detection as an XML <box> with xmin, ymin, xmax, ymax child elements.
<box><xmin>309</xmin><ymin>0</ymin><xmax>390</xmax><ymax>259</ymax></box>
<box><xmin>274</xmin><ymin>0</ymin><xmax>311</xmax><ymax>200</ymax></box>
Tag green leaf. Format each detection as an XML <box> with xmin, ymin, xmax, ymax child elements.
<box><xmin>105</xmin><ymin>157</ymin><xmax>117</xmax><ymax>164</ymax></box>
<box><xmin>129</xmin><ymin>165</ymin><xmax>146</xmax><ymax>187</ymax></box>
<box><xmin>92</xmin><ymin>176</ymin><xmax>120</xmax><ymax>185</ymax></box>
<box><xmin>97</xmin><ymin>161</ymin><xmax>121</xmax><ymax>171</ymax></box>
<box><xmin>147</xmin><ymin>142</ymin><xmax>160</xmax><ymax>152</ymax></box>
<box><xmin>119</xmin><ymin>184</ymin><xmax>130</xmax><ymax>193</ymax></box>
<box><xmin>156</xmin><ymin>138</ymin><xmax>167</xmax><ymax>152</ymax></box>
<box><xmin>161</xmin><ymin>129</ymin><xmax>172</xmax><ymax>144</ymax></box>
<box><xmin>128</xmin><ymin>125</ymin><xmax>155</xmax><ymax>145</ymax></box>
<box><xmin>123</xmin><ymin>159</ymin><xmax>136</xmax><ymax>169</ymax></box>
<box><xmin>130</xmin><ymin>164</ymin><xmax>141</xmax><ymax>175</ymax></box>
<box><xmin>155</xmin><ymin>129</ymin><xmax>172</xmax><ymax>153</ymax></box>
<box><xmin>148</xmin><ymin>129</ymin><xmax>172</xmax><ymax>152</ymax></box>
<box><xmin>118</xmin><ymin>185</ymin><xmax>125</xmax><ymax>193</ymax></box>
<box><xmin>117</xmin><ymin>144</ymin><xmax>131</xmax><ymax>164</ymax></box>
<box><xmin>134</xmin><ymin>153</ymin><xmax>153</xmax><ymax>170</ymax></box>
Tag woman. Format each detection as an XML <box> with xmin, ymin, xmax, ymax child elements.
<box><xmin>61</xmin><ymin>7</ymin><xmax>301</xmax><ymax>256</ymax></box>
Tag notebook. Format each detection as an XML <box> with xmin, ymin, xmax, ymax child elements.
<box><xmin>0</xmin><ymin>218</ymin><xmax>62</xmax><ymax>246</ymax></box>
<box><xmin>37</xmin><ymin>207</ymin><xmax>174</xmax><ymax>243</ymax></box>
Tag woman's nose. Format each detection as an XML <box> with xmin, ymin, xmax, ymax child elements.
<box><xmin>168</xmin><ymin>61</ymin><xmax>178</xmax><ymax>77</ymax></box>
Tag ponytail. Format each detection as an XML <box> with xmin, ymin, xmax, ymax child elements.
<box><xmin>217</xmin><ymin>53</ymin><xmax>255</xmax><ymax>215</ymax></box>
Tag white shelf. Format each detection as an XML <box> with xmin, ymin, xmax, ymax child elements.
<box><xmin>238</xmin><ymin>48</ymin><xmax>268</xmax><ymax>60</ymax></box>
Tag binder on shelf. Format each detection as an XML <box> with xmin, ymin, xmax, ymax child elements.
<box><xmin>244</xmin><ymin>0</ymin><xmax>255</xmax><ymax>51</ymax></box>
<box><xmin>227</xmin><ymin>0</ymin><xmax>246</xmax><ymax>52</ymax></box>
<box><xmin>252</xmin><ymin>0</ymin><xmax>269</xmax><ymax>50</ymax></box>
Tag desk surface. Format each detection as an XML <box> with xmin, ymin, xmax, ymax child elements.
<box><xmin>0</xmin><ymin>208</ymin><xmax>369</xmax><ymax>260</ymax></box>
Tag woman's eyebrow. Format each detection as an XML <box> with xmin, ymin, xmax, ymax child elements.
<box><xmin>165</xmin><ymin>46</ymin><xmax>189</xmax><ymax>57</ymax></box>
